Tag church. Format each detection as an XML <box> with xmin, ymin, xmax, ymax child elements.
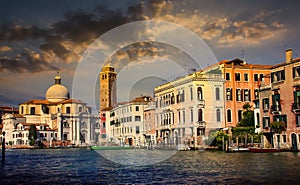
<box><xmin>2</xmin><ymin>73</ymin><xmax>99</xmax><ymax>148</ymax></box>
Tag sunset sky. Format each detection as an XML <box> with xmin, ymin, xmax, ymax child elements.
<box><xmin>1</xmin><ymin>0</ymin><xmax>300</xmax><ymax>109</ymax></box>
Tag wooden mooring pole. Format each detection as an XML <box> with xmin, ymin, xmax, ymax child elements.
<box><xmin>2</xmin><ymin>131</ymin><xmax>5</xmax><ymax>162</ymax></box>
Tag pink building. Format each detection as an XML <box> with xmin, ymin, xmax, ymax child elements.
<box><xmin>259</xmin><ymin>49</ymin><xmax>300</xmax><ymax>150</ymax></box>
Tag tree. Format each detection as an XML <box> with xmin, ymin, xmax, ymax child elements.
<box><xmin>205</xmin><ymin>129</ymin><xmax>228</xmax><ymax>149</ymax></box>
<box><xmin>28</xmin><ymin>124</ymin><xmax>37</xmax><ymax>146</ymax></box>
<box><xmin>237</xmin><ymin>103</ymin><xmax>254</xmax><ymax>127</ymax></box>
<box><xmin>270</xmin><ymin>121</ymin><xmax>286</xmax><ymax>134</ymax></box>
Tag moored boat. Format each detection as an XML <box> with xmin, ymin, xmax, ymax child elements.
<box><xmin>90</xmin><ymin>145</ymin><xmax>133</xmax><ymax>150</ymax></box>
<box><xmin>227</xmin><ymin>147</ymin><xmax>250</xmax><ymax>152</ymax></box>
<box><xmin>248</xmin><ymin>147</ymin><xmax>281</xmax><ymax>153</ymax></box>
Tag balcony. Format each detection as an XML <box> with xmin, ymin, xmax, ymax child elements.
<box><xmin>197</xmin><ymin>121</ymin><xmax>206</xmax><ymax>128</ymax></box>
<box><xmin>270</xmin><ymin>105</ymin><xmax>281</xmax><ymax>114</ymax></box>
<box><xmin>197</xmin><ymin>99</ymin><xmax>205</xmax><ymax>108</ymax></box>
<box><xmin>292</xmin><ymin>103</ymin><xmax>300</xmax><ymax>112</ymax></box>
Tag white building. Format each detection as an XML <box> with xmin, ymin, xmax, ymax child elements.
<box><xmin>106</xmin><ymin>96</ymin><xmax>152</xmax><ymax>146</ymax></box>
<box><xmin>154</xmin><ymin>70</ymin><xmax>225</xmax><ymax>148</ymax></box>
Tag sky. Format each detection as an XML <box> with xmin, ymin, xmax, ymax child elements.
<box><xmin>1</xmin><ymin>0</ymin><xmax>300</xmax><ymax>109</ymax></box>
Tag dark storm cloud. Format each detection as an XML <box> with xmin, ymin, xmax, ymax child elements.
<box><xmin>0</xmin><ymin>24</ymin><xmax>46</xmax><ymax>41</ymax></box>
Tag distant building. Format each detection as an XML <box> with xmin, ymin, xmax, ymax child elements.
<box><xmin>0</xmin><ymin>106</ymin><xmax>19</xmax><ymax>126</ymax></box>
<box><xmin>258</xmin><ymin>49</ymin><xmax>300</xmax><ymax>150</ymax></box>
<box><xmin>0</xmin><ymin>113</ymin><xmax>25</xmax><ymax>145</ymax></box>
<box><xmin>106</xmin><ymin>96</ymin><xmax>153</xmax><ymax>146</ymax></box>
<box><xmin>144</xmin><ymin>100</ymin><xmax>156</xmax><ymax>146</ymax></box>
<box><xmin>12</xmin><ymin>73</ymin><xmax>98</xmax><ymax>147</ymax></box>
<box><xmin>154</xmin><ymin>70</ymin><xmax>225</xmax><ymax>148</ymax></box>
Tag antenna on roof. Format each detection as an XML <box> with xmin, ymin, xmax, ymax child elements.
<box><xmin>241</xmin><ymin>49</ymin><xmax>246</xmax><ymax>64</ymax></box>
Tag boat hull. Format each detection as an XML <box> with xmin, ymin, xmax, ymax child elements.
<box><xmin>249</xmin><ymin>147</ymin><xmax>281</xmax><ymax>153</ymax></box>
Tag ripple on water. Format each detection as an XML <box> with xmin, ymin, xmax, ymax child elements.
<box><xmin>1</xmin><ymin>149</ymin><xmax>300</xmax><ymax>184</ymax></box>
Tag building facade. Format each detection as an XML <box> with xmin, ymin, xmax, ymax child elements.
<box><xmin>215</xmin><ymin>59</ymin><xmax>272</xmax><ymax>128</ymax></box>
<box><xmin>154</xmin><ymin>70</ymin><xmax>225</xmax><ymax>148</ymax></box>
<box><xmin>106</xmin><ymin>96</ymin><xmax>152</xmax><ymax>146</ymax></box>
<box><xmin>15</xmin><ymin>73</ymin><xmax>98</xmax><ymax>147</ymax></box>
<box><xmin>257</xmin><ymin>49</ymin><xmax>300</xmax><ymax>150</ymax></box>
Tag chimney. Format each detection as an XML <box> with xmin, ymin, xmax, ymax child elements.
<box><xmin>286</xmin><ymin>48</ymin><xmax>293</xmax><ymax>63</ymax></box>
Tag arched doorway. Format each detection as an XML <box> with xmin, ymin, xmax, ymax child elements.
<box><xmin>291</xmin><ymin>133</ymin><xmax>298</xmax><ymax>151</ymax></box>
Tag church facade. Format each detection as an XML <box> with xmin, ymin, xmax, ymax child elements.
<box><xmin>9</xmin><ymin>73</ymin><xmax>99</xmax><ymax>147</ymax></box>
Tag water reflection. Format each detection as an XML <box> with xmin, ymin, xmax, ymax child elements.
<box><xmin>0</xmin><ymin>149</ymin><xmax>300</xmax><ymax>184</ymax></box>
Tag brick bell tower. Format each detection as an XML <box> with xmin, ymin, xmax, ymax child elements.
<box><xmin>99</xmin><ymin>65</ymin><xmax>117</xmax><ymax>110</ymax></box>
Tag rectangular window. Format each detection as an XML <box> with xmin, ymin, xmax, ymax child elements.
<box><xmin>235</xmin><ymin>73</ymin><xmax>241</xmax><ymax>81</ymax></box>
<box><xmin>296</xmin><ymin>114</ymin><xmax>300</xmax><ymax>126</ymax></box>
<box><xmin>260</xmin><ymin>74</ymin><xmax>264</xmax><ymax>82</ymax></box>
<box><xmin>135</xmin><ymin>106</ymin><xmax>139</xmax><ymax>111</ymax></box>
<box><xmin>190</xmin><ymin>87</ymin><xmax>193</xmax><ymax>100</ymax></box>
<box><xmin>254</xmin><ymin>89</ymin><xmax>259</xmax><ymax>99</ymax></box>
<box><xmin>254</xmin><ymin>74</ymin><xmax>259</xmax><ymax>82</ymax></box>
<box><xmin>244</xmin><ymin>89</ymin><xmax>250</xmax><ymax>102</ymax></box>
<box><xmin>244</xmin><ymin>73</ymin><xmax>249</xmax><ymax>82</ymax></box>
<box><xmin>293</xmin><ymin>66</ymin><xmax>300</xmax><ymax>78</ymax></box>
<box><xmin>226</xmin><ymin>88</ymin><xmax>232</xmax><ymax>100</ymax></box>
<box><xmin>271</xmin><ymin>70</ymin><xmax>285</xmax><ymax>83</ymax></box>
<box><xmin>182</xmin><ymin>110</ymin><xmax>185</xmax><ymax>123</ymax></box>
<box><xmin>262</xmin><ymin>98</ymin><xmax>269</xmax><ymax>111</ymax></box>
<box><xmin>225</xmin><ymin>73</ymin><xmax>230</xmax><ymax>81</ymax></box>
<box><xmin>236</xmin><ymin>89</ymin><xmax>243</xmax><ymax>101</ymax></box>
<box><xmin>263</xmin><ymin>117</ymin><xmax>270</xmax><ymax>128</ymax></box>
<box><xmin>136</xmin><ymin>126</ymin><xmax>140</xmax><ymax>134</ymax></box>
<box><xmin>190</xmin><ymin>109</ymin><xmax>193</xmax><ymax>122</ymax></box>
<box><xmin>135</xmin><ymin>116</ymin><xmax>141</xmax><ymax>122</ymax></box>
<box><xmin>273</xmin><ymin>115</ymin><xmax>287</xmax><ymax>123</ymax></box>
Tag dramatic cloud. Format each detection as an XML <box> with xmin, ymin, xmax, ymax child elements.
<box><xmin>0</xmin><ymin>0</ymin><xmax>286</xmax><ymax>73</ymax></box>
<box><xmin>0</xmin><ymin>48</ymin><xmax>59</xmax><ymax>72</ymax></box>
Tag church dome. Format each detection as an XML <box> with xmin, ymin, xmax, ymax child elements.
<box><xmin>3</xmin><ymin>114</ymin><xmax>14</xmax><ymax>120</ymax></box>
<box><xmin>45</xmin><ymin>73</ymin><xmax>70</xmax><ymax>102</ymax></box>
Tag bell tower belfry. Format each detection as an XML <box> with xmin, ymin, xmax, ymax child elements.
<box><xmin>99</xmin><ymin>65</ymin><xmax>117</xmax><ymax>110</ymax></box>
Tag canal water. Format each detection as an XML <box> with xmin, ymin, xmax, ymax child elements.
<box><xmin>1</xmin><ymin>148</ymin><xmax>300</xmax><ymax>184</ymax></box>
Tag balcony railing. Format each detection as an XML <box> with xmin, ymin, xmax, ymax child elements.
<box><xmin>197</xmin><ymin>99</ymin><xmax>205</xmax><ymax>108</ymax></box>
<box><xmin>292</xmin><ymin>103</ymin><xmax>300</xmax><ymax>112</ymax></box>
<box><xmin>197</xmin><ymin>121</ymin><xmax>206</xmax><ymax>127</ymax></box>
<box><xmin>270</xmin><ymin>105</ymin><xmax>281</xmax><ymax>114</ymax></box>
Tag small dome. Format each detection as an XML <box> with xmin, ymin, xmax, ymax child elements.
<box><xmin>4</xmin><ymin>114</ymin><xmax>14</xmax><ymax>120</ymax></box>
<box><xmin>46</xmin><ymin>84</ymin><xmax>69</xmax><ymax>102</ymax></box>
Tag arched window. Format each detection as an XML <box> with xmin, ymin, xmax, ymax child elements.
<box><xmin>227</xmin><ymin>109</ymin><xmax>232</xmax><ymax>122</ymax></box>
<box><xmin>216</xmin><ymin>87</ymin><xmax>220</xmax><ymax>100</ymax></box>
<box><xmin>30</xmin><ymin>107</ymin><xmax>35</xmax><ymax>115</ymax></box>
<box><xmin>66</xmin><ymin>107</ymin><xmax>71</xmax><ymax>114</ymax></box>
<box><xmin>197</xmin><ymin>87</ymin><xmax>203</xmax><ymax>100</ymax></box>
<box><xmin>238</xmin><ymin>110</ymin><xmax>243</xmax><ymax>122</ymax></box>
<box><xmin>198</xmin><ymin>109</ymin><xmax>203</xmax><ymax>122</ymax></box>
<box><xmin>216</xmin><ymin>109</ymin><xmax>221</xmax><ymax>122</ymax></box>
<box><xmin>256</xmin><ymin>113</ymin><xmax>260</xmax><ymax>125</ymax></box>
